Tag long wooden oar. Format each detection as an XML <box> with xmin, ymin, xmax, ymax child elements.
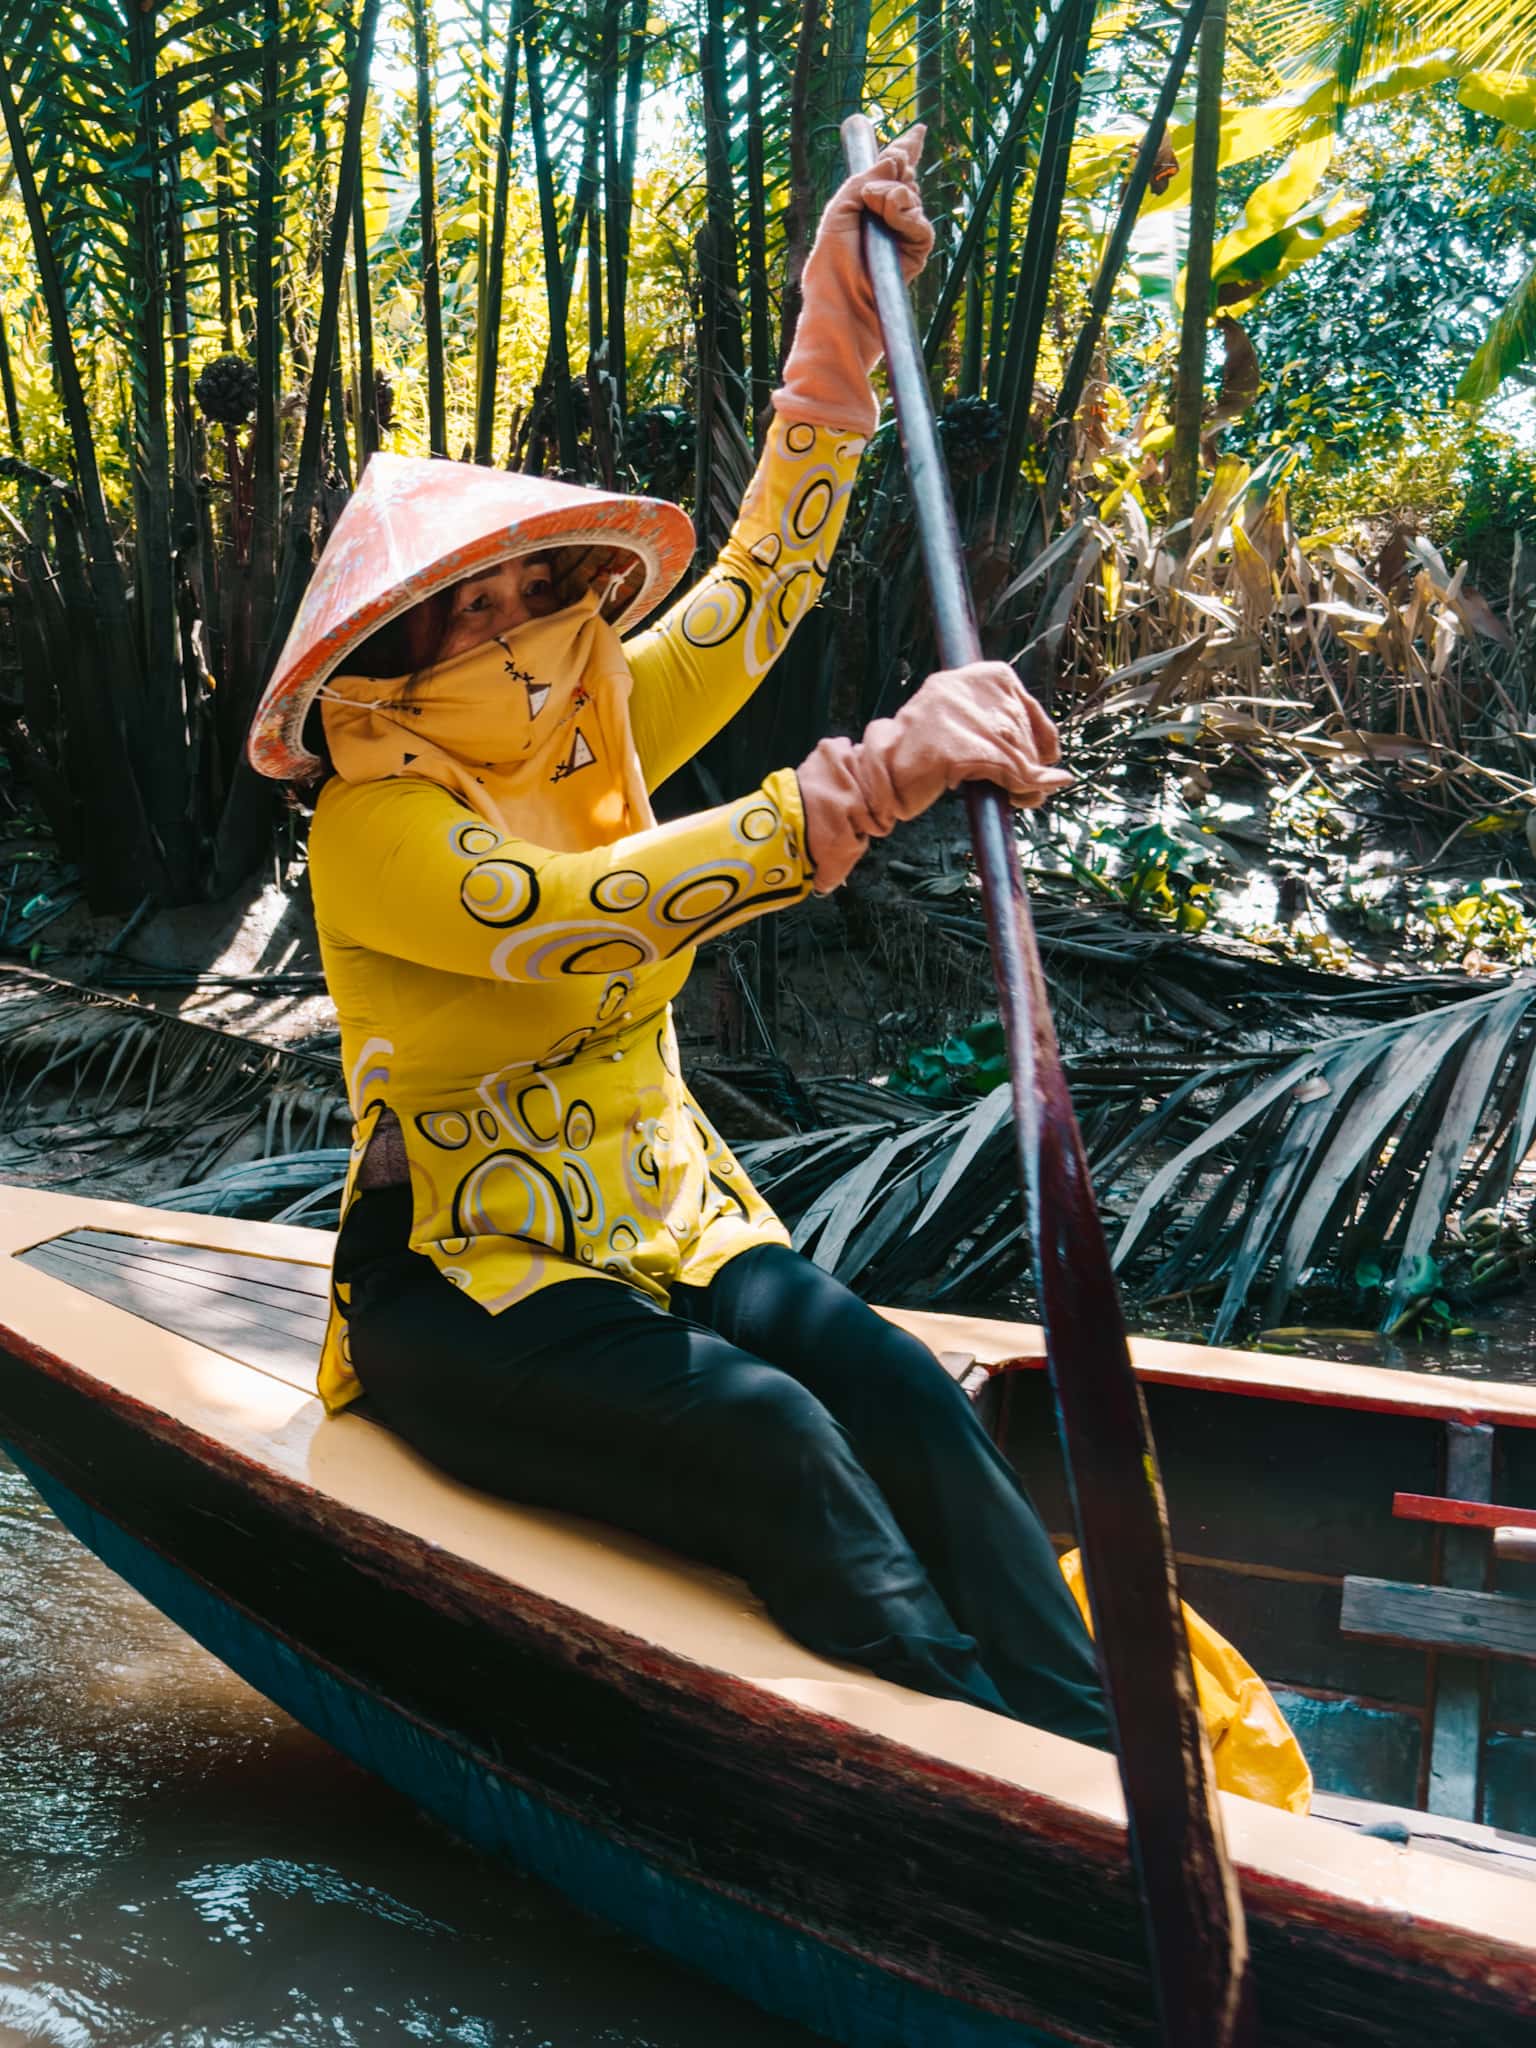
<box><xmin>841</xmin><ymin>114</ymin><xmax>1256</xmax><ymax>2048</ymax></box>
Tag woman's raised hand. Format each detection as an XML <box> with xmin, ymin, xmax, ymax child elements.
<box><xmin>797</xmin><ymin>662</ymin><xmax>1071</xmax><ymax>894</ymax></box>
<box><xmin>772</xmin><ymin>127</ymin><xmax>936</xmax><ymax>438</ymax></box>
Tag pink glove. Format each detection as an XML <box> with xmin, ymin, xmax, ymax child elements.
<box><xmin>772</xmin><ymin>126</ymin><xmax>936</xmax><ymax>438</ymax></box>
<box><xmin>797</xmin><ymin>663</ymin><xmax>1070</xmax><ymax>893</ymax></box>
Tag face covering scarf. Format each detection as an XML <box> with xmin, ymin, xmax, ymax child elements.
<box><xmin>319</xmin><ymin>587</ymin><xmax>657</xmax><ymax>851</ymax></box>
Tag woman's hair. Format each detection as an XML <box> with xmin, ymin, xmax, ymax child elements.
<box><xmin>338</xmin><ymin>584</ymin><xmax>458</xmax><ymax>681</ymax></box>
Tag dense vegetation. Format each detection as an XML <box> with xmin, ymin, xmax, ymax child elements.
<box><xmin>4</xmin><ymin>0</ymin><xmax>1536</xmax><ymax>1342</ymax></box>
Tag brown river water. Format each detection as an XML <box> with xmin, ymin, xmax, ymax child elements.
<box><xmin>5</xmin><ymin>1302</ymin><xmax>1534</xmax><ymax>2046</ymax></box>
<box><xmin>0</xmin><ymin>1451</ymin><xmax>810</xmax><ymax>2046</ymax></box>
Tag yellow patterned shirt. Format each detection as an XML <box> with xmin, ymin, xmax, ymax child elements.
<box><xmin>310</xmin><ymin>417</ymin><xmax>864</xmax><ymax>1411</ymax></box>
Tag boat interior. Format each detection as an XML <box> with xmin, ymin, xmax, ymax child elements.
<box><xmin>3</xmin><ymin>1183</ymin><xmax>1536</xmax><ymax>1921</ymax></box>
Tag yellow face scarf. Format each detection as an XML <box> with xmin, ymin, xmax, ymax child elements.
<box><xmin>320</xmin><ymin>590</ymin><xmax>656</xmax><ymax>851</ymax></box>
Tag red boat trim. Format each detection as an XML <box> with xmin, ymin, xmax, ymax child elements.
<box><xmin>1395</xmin><ymin>1492</ymin><xmax>1536</xmax><ymax>1532</ymax></box>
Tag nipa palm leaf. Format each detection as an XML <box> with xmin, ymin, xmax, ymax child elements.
<box><xmin>1110</xmin><ymin>975</ymin><xmax>1536</xmax><ymax>1337</ymax></box>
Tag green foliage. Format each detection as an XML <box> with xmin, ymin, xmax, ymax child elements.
<box><xmin>891</xmin><ymin>1017</ymin><xmax>1010</xmax><ymax>1101</ymax></box>
<box><xmin>1240</xmin><ymin>90</ymin><xmax>1536</xmax><ymax>468</ymax></box>
<box><xmin>1420</xmin><ymin>877</ymin><xmax>1536</xmax><ymax>965</ymax></box>
<box><xmin>1074</xmin><ymin>820</ymin><xmax>1217</xmax><ymax>929</ymax></box>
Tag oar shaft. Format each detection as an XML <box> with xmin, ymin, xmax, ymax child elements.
<box><xmin>841</xmin><ymin>114</ymin><xmax>1255</xmax><ymax>2048</ymax></box>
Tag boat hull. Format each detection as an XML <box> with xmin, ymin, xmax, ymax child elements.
<box><xmin>7</xmin><ymin>1445</ymin><xmax>1064</xmax><ymax>2048</ymax></box>
<box><xmin>2</xmin><ymin>1190</ymin><xmax>1535</xmax><ymax>2047</ymax></box>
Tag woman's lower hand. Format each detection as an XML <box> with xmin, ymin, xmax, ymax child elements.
<box><xmin>897</xmin><ymin>661</ymin><xmax>1070</xmax><ymax>811</ymax></box>
<box><xmin>797</xmin><ymin>662</ymin><xmax>1071</xmax><ymax>893</ymax></box>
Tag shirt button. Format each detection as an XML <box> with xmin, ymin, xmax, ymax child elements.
<box><xmin>620</xmin><ymin>1010</ymin><xmax>632</xmax><ymax>1021</ymax></box>
<box><xmin>611</xmin><ymin>1051</ymin><xmax>625</xmax><ymax>1062</ymax></box>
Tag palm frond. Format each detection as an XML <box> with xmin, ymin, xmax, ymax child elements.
<box><xmin>0</xmin><ymin>967</ymin><xmax>348</xmax><ymax>1198</ymax></box>
<box><xmin>1109</xmin><ymin>977</ymin><xmax>1536</xmax><ymax>1338</ymax></box>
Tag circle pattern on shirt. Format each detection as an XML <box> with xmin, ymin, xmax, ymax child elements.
<box><xmin>452</xmin><ymin>822</ymin><xmax>501</xmax><ymax>858</ymax></box>
<box><xmin>563</xmin><ymin>1158</ymin><xmax>603</xmax><ymax>1230</ymax></box>
<box><xmin>514</xmin><ymin>1078</ymin><xmax>562</xmax><ymax>1148</ymax></box>
<box><xmin>791</xmin><ymin>476</ymin><xmax>834</xmax><ymax>542</ymax></box>
<box><xmin>491</xmin><ymin>925</ymin><xmax>657</xmax><ymax>981</ymax></box>
<box><xmin>564</xmin><ymin>1099</ymin><xmax>595</xmax><ymax>1150</ymax></box>
<box><xmin>591</xmin><ymin>869</ymin><xmax>649</xmax><ymax>913</ymax></box>
<box><xmin>416</xmin><ymin>1110</ymin><xmax>471</xmax><ymax>1149</ymax></box>
<box><xmin>680</xmin><ymin>576</ymin><xmax>752</xmax><ymax>650</ymax></box>
<box><xmin>461</xmin><ymin>857</ymin><xmax>539</xmax><ymax>928</ymax></box>
<box><xmin>453</xmin><ymin>1150</ymin><xmax>575</xmax><ymax>1256</ymax></box>
<box><xmin>658</xmin><ymin>870</ymin><xmax>742</xmax><ymax>926</ymax></box>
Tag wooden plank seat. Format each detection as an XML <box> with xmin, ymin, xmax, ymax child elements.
<box><xmin>1340</xmin><ymin>1578</ymin><xmax>1536</xmax><ymax>1662</ymax></box>
<box><xmin>1342</xmin><ymin>1448</ymin><xmax>1536</xmax><ymax>1820</ymax></box>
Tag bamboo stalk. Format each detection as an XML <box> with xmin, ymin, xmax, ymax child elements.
<box><xmin>215</xmin><ymin>91</ymin><xmax>236</xmax><ymax>353</ymax></box>
<box><xmin>412</xmin><ymin>0</ymin><xmax>448</xmax><ymax>457</ymax></box>
<box><xmin>269</xmin><ymin>0</ymin><xmax>383</xmax><ymax>659</ymax></box>
<box><xmin>920</xmin><ymin>0</ymin><xmax>1074</xmax><ymax>374</ymax></box>
<box><xmin>610</xmin><ymin>0</ymin><xmax>647</xmax><ymax>422</ymax></box>
<box><xmin>987</xmin><ymin>0</ymin><xmax>1095</xmax><ymax>538</ymax></box>
<box><xmin>250</xmin><ymin>0</ymin><xmax>282</xmax><ymax>656</ymax></box>
<box><xmin>779</xmin><ymin>0</ymin><xmax>823</xmax><ymax>364</ymax></box>
<box><xmin>352</xmin><ymin>164</ymin><xmax>379</xmax><ymax>465</ymax></box>
<box><xmin>476</xmin><ymin>0</ymin><xmax>495</xmax><ymax>342</ymax></box>
<box><xmin>698</xmin><ymin>0</ymin><xmax>747</xmax><ymax>404</ymax></box>
<box><xmin>743</xmin><ymin>0</ymin><xmax>773</xmax><ymax>436</ymax></box>
<box><xmin>524</xmin><ymin>17</ymin><xmax>580</xmax><ymax>473</ymax></box>
<box><xmin>1049</xmin><ymin>0</ymin><xmax>1208</xmax><ymax>473</ymax></box>
<box><xmin>1169</xmin><ymin>0</ymin><xmax>1230</xmax><ymax>536</ymax></box>
<box><xmin>0</xmin><ymin>301</ymin><xmax>22</xmax><ymax>454</ymax></box>
<box><xmin>599</xmin><ymin>0</ymin><xmax>625</xmax><ymax>421</ymax></box>
<box><xmin>962</xmin><ymin>0</ymin><xmax>992</xmax><ymax>395</ymax></box>
<box><xmin>843</xmin><ymin>111</ymin><xmax>1255</xmax><ymax>2048</ymax></box>
<box><xmin>476</xmin><ymin>0</ymin><xmax>524</xmax><ymax>466</ymax></box>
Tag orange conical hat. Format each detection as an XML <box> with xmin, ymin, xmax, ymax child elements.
<box><xmin>247</xmin><ymin>453</ymin><xmax>696</xmax><ymax>782</ymax></box>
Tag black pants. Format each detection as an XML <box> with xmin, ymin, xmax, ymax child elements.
<box><xmin>337</xmin><ymin>1187</ymin><xmax>1109</xmax><ymax>1747</ymax></box>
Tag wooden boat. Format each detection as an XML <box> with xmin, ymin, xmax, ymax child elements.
<box><xmin>1</xmin><ymin>1182</ymin><xmax>1534</xmax><ymax>2046</ymax></box>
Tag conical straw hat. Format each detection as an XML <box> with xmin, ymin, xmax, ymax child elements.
<box><xmin>247</xmin><ymin>453</ymin><xmax>696</xmax><ymax>782</ymax></box>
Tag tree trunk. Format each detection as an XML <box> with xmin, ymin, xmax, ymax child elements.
<box><xmin>986</xmin><ymin>0</ymin><xmax>1094</xmax><ymax>541</ymax></box>
<box><xmin>1168</xmin><ymin>0</ymin><xmax>1229</xmax><ymax>538</ymax></box>
<box><xmin>779</xmin><ymin>0</ymin><xmax>823</xmax><ymax>364</ymax></box>
<box><xmin>412</xmin><ymin>0</ymin><xmax>448</xmax><ymax>456</ymax></box>
<box><xmin>743</xmin><ymin>0</ymin><xmax>774</xmax><ymax>438</ymax></box>
<box><xmin>698</xmin><ymin>0</ymin><xmax>747</xmax><ymax>408</ymax></box>
<box><xmin>476</xmin><ymin>0</ymin><xmax>523</xmax><ymax>466</ymax></box>
<box><xmin>524</xmin><ymin>23</ymin><xmax>580</xmax><ymax>473</ymax></box>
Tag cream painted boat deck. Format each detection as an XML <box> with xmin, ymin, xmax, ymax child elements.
<box><xmin>3</xmin><ymin>1184</ymin><xmax>1536</xmax><ymax>1941</ymax></box>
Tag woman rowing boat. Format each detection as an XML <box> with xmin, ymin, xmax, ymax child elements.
<box><xmin>247</xmin><ymin>132</ymin><xmax>1307</xmax><ymax>1801</ymax></box>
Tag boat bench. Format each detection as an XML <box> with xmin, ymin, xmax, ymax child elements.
<box><xmin>1340</xmin><ymin>1420</ymin><xmax>1536</xmax><ymax>1820</ymax></box>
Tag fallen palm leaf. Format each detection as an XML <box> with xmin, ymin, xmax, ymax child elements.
<box><xmin>1110</xmin><ymin>976</ymin><xmax>1536</xmax><ymax>1338</ymax></box>
<box><xmin>0</xmin><ymin>967</ymin><xmax>347</xmax><ymax>1195</ymax></box>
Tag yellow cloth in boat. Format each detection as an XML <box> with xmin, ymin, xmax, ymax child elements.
<box><xmin>310</xmin><ymin>416</ymin><xmax>865</xmax><ymax>1414</ymax></box>
<box><xmin>1058</xmin><ymin>1549</ymin><xmax>1314</xmax><ymax>1815</ymax></box>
